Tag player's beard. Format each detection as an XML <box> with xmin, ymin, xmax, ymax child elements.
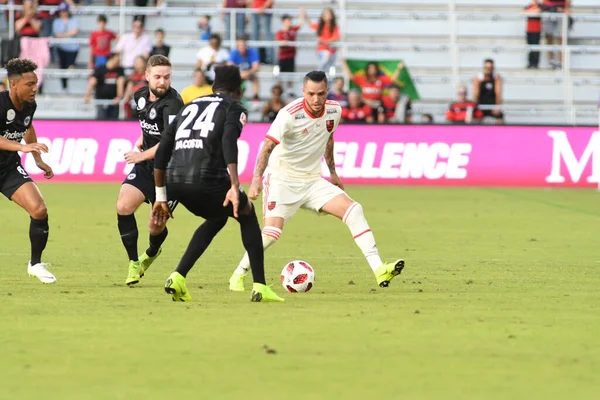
<box><xmin>150</xmin><ymin>86</ymin><xmax>169</xmax><ymax>98</ymax></box>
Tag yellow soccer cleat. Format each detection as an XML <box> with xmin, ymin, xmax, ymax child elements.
<box><xmin>251</xmin><ymin>283</ymin><xmax>285</xmax><ymax>302</ymax></box>
<box><xmin>164</xmin><ymin>272</ymin><xmax>192</xmax><ymax>302</ymax></box>
<box><xmin>375</xmin><ymin>259</ymin><xmax>405</xmax><ymax>288</ymax></box>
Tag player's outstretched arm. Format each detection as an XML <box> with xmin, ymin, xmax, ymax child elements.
<box><xmin>152</xmin><ymin>121</ymin><xmax>177</xmax><ymax>224</ymax></box>
<box><xmin>324</xmin><ymin>133</ymin><xmax>343</xmax><ymax>190</ymax></box>
<box><xmin>249</xmin><ymin>138</ymin><xmax>277</xmax><ymax>200</ymax></box>
<box><xmin>24</xmin><ymin>125</ymin><xmax>53</xmax><ymax>179</ymax></box>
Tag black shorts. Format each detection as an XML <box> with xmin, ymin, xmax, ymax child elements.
<box><xmin>0</xmin><ymin>162</ymin><xmax>34</xmax><ymax>200</ymax></box>
<box><xmin>123</xmin><ymin>163</ymin><xmax>156</xmax><ymax>204</ymax></box>
<box><xmin>278</xmin><ymin>58</ymin><xmax>296</xmax><ymax>73</ymax></box>
<box><xmin>482</xmin><ymin>109</ymin><xmax>504</xmax><ymax>119</ymax></box>
<box><xmin>168</xmin><ymin>180</ymin><xmax>249</xmax><ymax>220</ymax></box>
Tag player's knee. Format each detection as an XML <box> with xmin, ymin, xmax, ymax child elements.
<box><xmin>116</xmin><ymin>199</ymin><xmax>136</xmax><ymax>216</ymax></box>
<box><xmin>29</xmin><ymin>202</ymin><xmax>48</xmax><ymax>220</ymax></box>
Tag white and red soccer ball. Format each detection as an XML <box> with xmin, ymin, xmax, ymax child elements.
<box><xmin>281</xmin><ymin>260</ymin><xmax>315</xmax><ymax>293</ymax></box>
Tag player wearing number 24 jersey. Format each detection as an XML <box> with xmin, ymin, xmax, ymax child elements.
<box><xmin>153</xmin><ymin>65</ymin><xmax>283</xmax><ymax>303</ymax></box>
<box><xmin>0</xmin><ymin>58</ymin><xmax>56</xmax><ymax>283</ymax></box>
<box><xmin>229</xmin><ymin>71</ymin><xmax>405</xmax><ymax>291</ymax></box>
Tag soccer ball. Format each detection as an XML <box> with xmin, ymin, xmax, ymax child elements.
<box><xmin>281</xmin><ymin>260</ymin><xmax>315</xmax><ymax>293</ymax></box>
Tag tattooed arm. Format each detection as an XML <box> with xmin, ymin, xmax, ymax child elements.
<box><xmin>324</xmin><ymin>133</ymin><xmax>344</xmax><ymax>189</ymax></box>
<box><xmin>248</xmin><ymin>138</ymin><xmax>277</xmax><ymax>200</ymax></box>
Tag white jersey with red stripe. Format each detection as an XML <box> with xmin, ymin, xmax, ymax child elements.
<box><xmin>265</xmin><ymin>97</ymin><xmax>342</xmax><ymax>181</ymax></box>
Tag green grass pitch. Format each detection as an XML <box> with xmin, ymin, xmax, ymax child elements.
<box><xmin>1</xmin><ymin>184</ymin><xmax>599</xmax><ymax>399</ymax></box>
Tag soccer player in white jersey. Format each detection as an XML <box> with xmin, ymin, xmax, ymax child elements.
<box><xmin>228</xmin><ymin>71</ymin><xmax>404</xmax><ymax>291</ymax></box>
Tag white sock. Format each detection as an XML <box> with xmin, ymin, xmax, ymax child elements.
<box><xmin>234</xmin><ymin>226</ymin><xmax>281</xmax><ymax>275</ymax></box>
<box><xmin>343</xmin><ymin>202</ymin><xmax>383</xmax><ymax>272</ymax></box>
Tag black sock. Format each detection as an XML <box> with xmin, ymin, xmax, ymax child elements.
<box><xmin>238</xmin><ymin>207</ymin><xmax>266</xmax><ymax>285</ymax></box>
<box><xmin>30</xmin><ymin>216</ymin><xmax>49</xmax><ymax>265</ymax></box>
<box><xmin>147</xmin><ymin>227</ymin><xmax>168</xmax><ymax>257</ymax></box>
<box><xmin>175</xmin><ymin>219</ymin><xmax>227</xmax><ymax>277</ymax></box>
<box><xmin>117</xmin><ymin>213</ymin><xmax>138</xmax><ymax>261</ymax></box>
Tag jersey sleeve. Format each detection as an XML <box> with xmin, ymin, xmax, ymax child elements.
<box><xmin>265</xmin><ymin>109</ymin><xmax>292</xmax><ymax>144</ymax></box>
<box><xmin>222</xmin><ymin>101</ymin><xmax>248</xmax><ymax>165</ymax></box>
<box><xmin>162</xmin><ymin>96</ymin><xmax>184</xmax><ymax>131</ymax></box>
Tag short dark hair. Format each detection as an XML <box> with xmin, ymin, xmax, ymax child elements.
<box><xmin>484</xmin><ymin>58</ymin><xmax>494</xmax><ymax>65</ymax></box>
<box><xmin>133</xmin><ymin>16</ymin><xmax>144</xmax><ymax>27</ymax></box>
<box><xmin>209</xmin><ymin>33</ymin><xmax>221</xmax><ymax>42</ymax></box>
<box><xmin>213</xmin><ymin>65</ymin><xmax>242</xmax><ymax>93</ymax></box>
<box><xmin>281</xmin><ymin>14</ymin><xmax>292</xmax><ymax>21</ymax></box>
<box><xmin>303</xmin><ymin>71</ymin><xmax>328</xmax><ymax>86</ymax></box>
<box><xmin>388</xmin><ymin>84</ymin><xmax>401</xmax><ymax>91</ymax></box>
<box><xmin>236</xmin><ymin>34</ymin><xmax>248</xmax><ymax>42</ymax></box>
<box><xmin>155</xmin><ymin>28</ymin><xmax>165</xmax><ymax>35</ymax></box>
<box><xmin>6</xmin><ymin>58</ymin><xmax>37</xmax><ymax>78</ymax></box>
<box><xmin>146</xmin><ymin>54</ymin><xmax>171</xmax><ymax>70</ymax></box>
<box><xmin>203</xmin><ymin>14</ymin><xmax>211</xmax><ymax>21</ymax></box>
<box><xmin>98</xmin><ymin>14</ymin><xmax>107</xmax><ymax>23</ymax></box>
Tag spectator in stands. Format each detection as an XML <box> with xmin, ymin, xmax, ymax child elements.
<box><xmin>15</xmin><ymin>0</ymin><xmax>42</xmax><ymax>38</ymax></box>
<box><xmin>114</xmin><ymin>17</ymin><xmax>152</xmax><ymax>70</ymax></box>
<box><xmin>342</xmin><ymin>90</ymin><xmax>374</xmax><ymax>123</ymax></box>
<box><xmin>378</xmin><ymin>84</ymin><xmax>412</xmax><ymax>124</ymax></box>
<box><xmin>150</xmin><ymin>28</ymin><xmax>170</xmax><ymax>58</ymax></box>
<box><xmin>276</xmin><ymin>10</ymin><xmax>305</xmax><ymax>93</ymax></box>
<box><xmin>542</xmin><ymin>0</ymin><xmax>571</xmax><ymax>69</ymax></box>
<box><xmin>197</xmin><ymin>15</ymin><xmax>212</xmax><ymax>41</ymax></box>
<box><xmin>196</xmin><ymin>33</ymin><xmax>230</xmax><ymax>83</ymax></box>
<box><xmin>228</xmin><ymin>36</ymin><xmax>260</xmax><ymax>100</ymax></box>
<box><xmin>250</xmin><ymin>0</ymin><xmax>274</xmax><ymax>64</ymax></box>
<box><xmin>307</xmin><ymin>8</ymin><xmax>340</xmax><ymax>73</ymax></box>
<box><xmin>222</xmin><ymin>0</ymin><xmax>247</xmax><ymax>41</ymax></box>
<box><xmin>181</xmin><ymin>68</ymin><xmax>213</xmax><ymax>104</ymax></box>
<box><xmin>473</xmin><ymin>59</ymin><xmax>504</xmax><ymax>124</ymax></box>
<box><xmin>89</xmin><ymin>14</ymin><xmax>117</xmax><ymax>69</ymax></box>
<box><xmin>53</xmin><ymin>2</ymin><xmax>79</xmax><ymax>94</ymax></box>
<box><xmin>342</xmin><ymin>60</ymin><xmax>404</xmax><ymax>112</ymax></box>
<box><xmin>84</xmin><ymin>53</ymin><xmax>126</xmax><ymax>120</ymax></box>
<box><xmin>421</xmin><ymin>114</ymin><xmax>434</xmax><ymax>124</ymax></box>
<box><xmin>133</xmin><ymin>0</ymin><xmax>165</xmax><ymax>24</ymax></box>
<box><xmin>524</xmin><ymin>1</ymin><xmax>542</xmax><ymax>69</ymax></box>
<box><xmin>123</xmin><ymin>55</ymin><xmax>147</xmax><ymax>119</ymax></box>
<box><xmin>262</xmin><ymin>84</ymin><xmax>286</xmax><ymax>122</ymax></box>
<box><xmin>327</xmin><ymin>76</ymin><xmax>348</xmax><ymax>107</ymax></box>
<box><xmin>39</xmin><ymin>0</ymin><xmax>75</xmax><ymax>38</ymax></box>
<box><xmin>445</xmin><ymin>86</ymin><xmax>483</xmax><ymax>124</ymax></box>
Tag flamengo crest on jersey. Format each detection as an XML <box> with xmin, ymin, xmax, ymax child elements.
<box><xmin>266</xmin><ymin>98</ymin><xmax>341</xmax><ymax>180</ymax></box>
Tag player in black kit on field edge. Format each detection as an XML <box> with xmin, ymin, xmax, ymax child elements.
<box><xmin>116</xmin><ymin>54</ymin><xmax>183</xmax><ymax>286</ymax></box>
<box><xmin>0</xmin><ymin>58</ymin><xmax>56</xmax><ymax>283</ymax></box>
<box><xmin>152</xmin><ymin>65</ymin><xmax>284</xmax><ymax>303</ymax></box>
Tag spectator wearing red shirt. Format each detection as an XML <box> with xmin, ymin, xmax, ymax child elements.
<box><xmin>342</xmin><ymin>60</ymin><xmax>404</xmax><ymax>110</ymax></box>
<box><xmin>307</xmin><ymin>8</ymin><xmax>340</xmax><ymax>73</ymax></box>
<box><xmin>15</xmin><ymin>0</ymin><xmax>42</xmax><ymax>38</ymax></box>
<box><xmin>275</xmin><ymin>10</ymin><xmax>305</xmax><ymax>94</ymax></box>
<box><xmin>377</xmin><ymin>85</ymin><xmax>412</xmax><ymax>124</ymax></box>
<box><xmin>89</xmin><ymin>15</ymin><xmax>117</xmax><ymax>69</ymax></box>
<box><xmin>342</xmin><ymin>90</ymin><xmax>374</xmax><ymax>124</ymax></box>
<box><xmin>445</xmin><ymin>86</ymin><xmax>483</xmax><ymax>124</ymax></box>
<box><xmin>123</xmin><ymin>55</ymin><xmax>148</xmax><ymax>119</ymax></box>
<box><xmin>524</xmin><ymin>1</ymin><xmax>542</xmax><ymax>69</ymax></box>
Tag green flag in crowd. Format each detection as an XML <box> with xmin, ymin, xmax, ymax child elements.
<box><xmin>346</xmin><ymin>59</ymin><xmax>420</xmax><ymax>101</ymax></box>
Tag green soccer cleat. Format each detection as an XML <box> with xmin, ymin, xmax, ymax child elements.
<box><xmin>251</xmin><ymin>283</ymin><xmax>285</xmax><ymax>303</ymax></box>
<box><xmin>139</xmin><ymin>248</ymin><xmax>162</xmax><ymax>278</ymax></box>
<box><xmin>125</xmin><ymin>260</ymin><xmax>142</xmax><ymax>286</ymax></box>
<box><xmin>229</xmin><ymin>271</ymin><xmax>246</xmax><ymax>292</ymax></box>
<box><xmin>164</xmin><ymin>272</ymin><xmax>192</xmax><ymax>302</ymax></box>
<box><xmin>375</xmin><ymin>259</ymin><xmax>405</xmax><ymax>288</ymax></box>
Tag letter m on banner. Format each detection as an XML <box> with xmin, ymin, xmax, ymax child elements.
<box><xmin>546</xmin><ymin>130</ymin><xmax>600</xmax><ymax>184</ymax></box>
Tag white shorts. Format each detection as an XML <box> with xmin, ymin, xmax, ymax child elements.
<box><xmin>262</xmin><ymin>173</ymin><xmax>345</xmax><ymax>222</ymax></box>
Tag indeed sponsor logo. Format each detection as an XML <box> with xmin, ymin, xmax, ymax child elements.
<box><xmin>3</xmin><ymin>130</ymin><xmax>26</xmax><ymax>140</ymax></box>
<box><xmin>325</xmin><ymin>142</ymin><xmax>471</xmax><ymax>179</ymax></box>
<box><xmin>140</xmin><ymin>119</ymin><xmax>160</xmax><ymax>133</ymax></box>
<box><xmin>546</xmin><ymin>130</ymin><xmax>600</xmax><ymax>184</ymax></box>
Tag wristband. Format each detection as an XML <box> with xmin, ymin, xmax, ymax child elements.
<box><xmin>155</xmin><ymin>186</ymin><xmax>167</xmax><ymax>202</ymax></box>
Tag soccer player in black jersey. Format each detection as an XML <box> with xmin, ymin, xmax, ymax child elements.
<box><xmin>0</xmin><ymin>59</ymin><xmax>56</xmax><ymax>283</ymax></box>
<box><xmin>152</xmin><ymin>65</ymin><xmax>284</xmax><ymax>303</ymax></box>
<box><xmin>115</xmin><ymin>55</ymin><xmax>184</xmax><ymax>286</ymax></box>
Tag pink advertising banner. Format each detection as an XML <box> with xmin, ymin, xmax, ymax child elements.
<box><xmin>20</xmin><ymin>121</ymin><xmax>600</xmax><ymax>187</ymax></box>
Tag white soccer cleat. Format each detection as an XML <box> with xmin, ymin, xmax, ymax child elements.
<box><xmin>28</xmin><ymin>262</ymin><xmax>57</xmax><ymax>284</ymax></box>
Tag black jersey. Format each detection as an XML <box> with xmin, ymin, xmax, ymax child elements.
<box><xmin>476</xmin><ymin>73</ymin><xmax>498</xmax><ymax>106</ymax></box>
<box><xmin>0</xmin><ymin>91</ymin><xmax>36</xmax><ymax>172</ymax></box>
<box><xmin>133</xmin><ymin>86</ymin><xmax>183</xmax><ymax>169</ymax></box>
<box><xmin>155</xmin><ymin>93</ymin><xmax>248</xmax><ymax>184</ymax></box>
